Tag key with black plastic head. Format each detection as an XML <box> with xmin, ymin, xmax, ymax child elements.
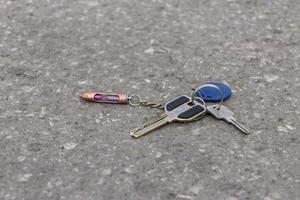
<box><xmin>130</xmin><ymin>95</ymin><xmax>207</xmax><ymax>138</ymax></box>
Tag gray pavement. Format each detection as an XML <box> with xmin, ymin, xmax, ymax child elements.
<box><xmin>0</xmin><ymin>0</ymin><xmax>300</xmax><ymax>199</ymax></box>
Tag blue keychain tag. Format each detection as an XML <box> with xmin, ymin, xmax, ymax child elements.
<box><xmin>195</xmin><ymin>81</ymin><xmax>232</xmax><ymax>102</ymax></box>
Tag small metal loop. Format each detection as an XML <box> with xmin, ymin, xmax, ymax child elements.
<box><xmin>192</xmin><ymin>96</ymin><xmax>206</xmax><ymax>108</ymax></box>
<box><xmin>128</xmin><ymin>94</ymin><xmax>142</xmax><ymax>107</ymax></box>
<box><xmin>191</xmin><ymin>83</ymin><xmax>224</xmax><ymax>108</ymax></box>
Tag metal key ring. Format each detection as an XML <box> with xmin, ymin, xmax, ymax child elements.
<box><xmin>192</xmin><ymin>95</ymin><xmax>206</xmax><ymax>108</ymax></box>
<box><xmin>191</xmin><ymin>83</ymin><xmax>224</xmax><ymax>108</ymax></box>
<box><xmin>128</xmin><ymin>94</ymin><xmax>142</xmax><ymax>107</ymax></box>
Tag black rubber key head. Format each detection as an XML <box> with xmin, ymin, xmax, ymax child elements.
<box><xmin>178</xmin><ymin>105</ymin><xmax>205</xmax><ymax>119</ymax></box>
<box><xmin>166</xmin><ymin>96</ymin><xmax>190</xmax><ymax>112</ymax></box>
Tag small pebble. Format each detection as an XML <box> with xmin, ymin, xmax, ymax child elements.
<box><xmin>63</xmin><ymin>142</ymin><xmax>77</xmax><ymax>150</ymax></box>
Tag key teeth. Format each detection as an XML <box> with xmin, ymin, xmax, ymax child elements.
<box><xmin>230</xmin><ymin>118</ymin><xmax>250</xmax><ymax>135</ymax></box>
<box><xmin>129</xmin><ymin>129</ymin><xmax>144</xmax><ymax>138</ymax></box>
<box><xmin>130</xmin><ymin>132</ymin><xmax>146</xmax><ymax>138</ymax></box>
<box><xmin>130</xmin><ymin>132</ymin><xmax>139</xmax><ymax>138</ymax></box>
<box><xmin>239</xmin><ymin>127</ymin><xmax>250</xmax><ymax>135</ymax></box>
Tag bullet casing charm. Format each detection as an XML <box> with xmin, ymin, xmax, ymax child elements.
<box><xmin>80</xmin><ymin>92</ymin><xmax>128</xmax><ymax>104</ymax></box>
<box><xmin>80</xmin><ymin>92</ymin><xmax>164</xmax><ymax>108</ymax></box>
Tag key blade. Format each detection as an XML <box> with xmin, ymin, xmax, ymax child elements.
<box><xmin>219</xmin><ymin>105</ymin><xmax>250</xmax><ymax>134</ymax></box>
<box><xmin>208</xmin><ymin>105</ymin><xmax>250</xmax><ymax>135</ymax></box>
<box><xmin>130</xmin><ymin>114</ymin><xmax>167</xmax><ymax>133</ymax></box>
<box><xmin>226</xmin><ymin>117</ymin><xmax>250</xmax><ymax>135</ymax></box>
<box><xmin>130</xmin><ymin>114</ymin><xmax>171</xmax><ymax>138</ymax></box>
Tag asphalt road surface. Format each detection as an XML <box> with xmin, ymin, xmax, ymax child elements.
<box><xmin>0</xmin><ymin>0</ymin><xmax>299</xmax><ymax>199</ymax></box>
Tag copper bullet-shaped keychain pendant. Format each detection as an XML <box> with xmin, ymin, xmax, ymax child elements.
<box><xmin>80</xmin><ymin>92</ymin><xmax>146</xmax><ymax>107</ymax></box>
<box><xmin>80</xmin><ymin>92</ymin><xmax>129</xmax><ymax>104</ymax></box>
<box><xmin>80</xmin><ymin>92</ymin><xmax>164</xmax><ymax>109</ymax></box>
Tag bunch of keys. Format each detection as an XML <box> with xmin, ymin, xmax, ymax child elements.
<box><xmin>80</xmin><ymin>81</ymin><xmax>249</xmax><ymax>138</ymax></box>
<box><xmin>192</xmin><ymin>83</ymin><xmax>250</xmax><ymax>135</ymax></box>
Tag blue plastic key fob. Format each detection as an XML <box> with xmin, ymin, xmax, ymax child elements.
<box><xmin>195</xmin><ymin>81</ymin><xmax>232</xmax><ymax>102</ymax></box>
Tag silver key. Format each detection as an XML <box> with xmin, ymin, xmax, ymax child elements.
<box><xmin>130</xmin><ymin>95</ymin><xmax>207</xmax><ymax>138</ymax></box>
<box><xmin>207</xmin><ymin>104</ymin><xmax>250</xmax><ymax>134</ymax></box>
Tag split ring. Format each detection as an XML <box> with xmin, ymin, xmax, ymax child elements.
<box><xmin>128</xmin><ymin>94</ymin><xmax>142</xmax><ymax>107</ymax></box>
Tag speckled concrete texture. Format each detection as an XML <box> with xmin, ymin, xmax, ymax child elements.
<box><xmin>0</xmin><ymin>0</ymin><xmax>299</xmax><ymax>199</ymax></box>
